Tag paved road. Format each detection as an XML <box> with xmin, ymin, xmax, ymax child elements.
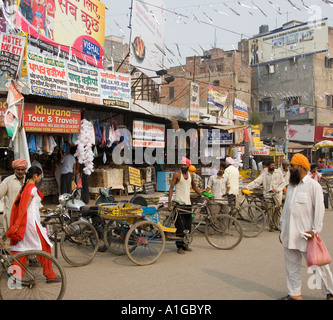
<box><xmin>55</xmin><ymin>208</ymin><xmax>333</xmax><ymax>301</ymax></box>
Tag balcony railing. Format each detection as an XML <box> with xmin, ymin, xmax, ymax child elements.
<box><xmin>261</xmin><ymin>106</ymin><xmax>315</xmax><ymax>123</ymax></box>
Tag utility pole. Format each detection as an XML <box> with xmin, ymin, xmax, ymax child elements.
<box><xmin>285</xmin><ymin>119</ymin><xmax>289</xmax><ymax>159</ymax></box>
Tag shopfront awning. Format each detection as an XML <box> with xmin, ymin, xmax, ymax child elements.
<box><xmin>210</xmin><ymin>124</ymin><xmax>248</xmax><ymax>133</ymax></box>
<box><xmin>287</xmin><ymin>142</ymin><xmax>314</xmax><ymax>152</ymax></box>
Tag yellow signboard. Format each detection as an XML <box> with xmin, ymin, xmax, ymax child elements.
<box><xmin>129</xmin><ymin>166</ymin><xmax>141</xmax><ymax>187</ymax></box>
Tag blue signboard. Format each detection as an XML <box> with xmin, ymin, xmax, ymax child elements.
<box><xmin>82</xmin><ymin>38</ymin><xmax>100</xmax><ymax>60</ymax></box>
<box><xmin>207</xmin><ymin>129</ymin><xmax>233</xmax><ymax>145</ymax></box>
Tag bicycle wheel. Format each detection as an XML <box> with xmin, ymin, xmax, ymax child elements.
<box><xmin>329</xmin><ymin>190</ymin><xmax>333</xmax><ymax>209</ymax></box>
<box><xmin>204</xmin><ymin>214</ymin><xmax>243</xmax><ymax>250</ymax></box>
<box><xmin>103</xmin><ymin>220</ymin><xmax>130</xmax><ymax>255</ymax></box>
<box><xmin>125</xmin><ymin>220</ymin><xmax>165</xmax><ymax>266</ymax></box>
<box><xmin>60</xmin><ymin>220</ymin><xmax>98</xmax><ymax>267</ymax></box>
<box><xmin>0</xmin><ymin>250</ymin><xmax>66</xmax><ymax>300</ymax></box>
<box><xmin>236</xmin><ymin>204</ymin><xmax>265</xmax><ymax>238</ymax></box>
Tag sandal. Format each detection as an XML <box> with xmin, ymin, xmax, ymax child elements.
<box><xmin>279</xmin><ymin>295</ymin><xmax>297</xmax><ymax>300</ymax></box>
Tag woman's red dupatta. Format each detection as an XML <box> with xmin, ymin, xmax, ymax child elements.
<box><xmin>5</xmin><ymin>183</ymin><xmax>44</xmax><ymax>246</ymax></box>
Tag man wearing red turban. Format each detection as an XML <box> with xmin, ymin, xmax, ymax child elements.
<box><xmin>0</xmin><ymin>159</ymin><xmax>28</xmax><ymax>229</ymax></box>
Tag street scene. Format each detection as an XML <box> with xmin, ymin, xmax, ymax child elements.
<box><xmin>0</xmin><ymin>0</ymin><xmax>332</xmax><ymax>304</ymax></box>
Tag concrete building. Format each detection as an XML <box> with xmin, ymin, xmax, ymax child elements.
<box><xmin>251</xmin><ymin>20</ymin><xmax>333</xmax><ymax>145</ymax></box>
<box><xmin>159</xmin><ymin>39</ymin><xmax>251</xmax><ymax>123</ymax></box>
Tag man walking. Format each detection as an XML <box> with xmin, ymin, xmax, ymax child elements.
<box><xmin>168</xmin><ymin>157</ymin><xmax>204</xmax><ymax>254</ymax></box>
<box><xmin>0</xmin><ymin>159</ymin><xmax>27</xmax><ymax>230</ymax></box>
<box><xmin>279</xmin><ymin>153</ymin><xmax>333</xmax><ymax>300</ymax></box>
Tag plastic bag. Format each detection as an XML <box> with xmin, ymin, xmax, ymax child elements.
<box><xmin>307</xmin><ymin>234</ymin><xmax>332</xmax><ymax>267</ymax></box>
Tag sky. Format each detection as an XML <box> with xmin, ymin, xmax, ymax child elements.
<box><xmin>103</xmin><ymin>0</ymin><xmax>333</xmax><ymax>68</ymax></box>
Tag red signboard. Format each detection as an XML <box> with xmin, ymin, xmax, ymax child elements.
<box><xmin>0</xmin><ymin>98</ymin><xmax>7</xmax><ymax>127</ymax></box>
<box><xmin>23</xmin><ymin>103</ymin><xmax>81</xmax><ymax>133</ymax></box>
<box><xmin>315</xmin><ymin>126</ymin><xmax>333</xmax><ymax>142</ymax></box>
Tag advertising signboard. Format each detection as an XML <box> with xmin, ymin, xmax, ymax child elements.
<box><xmin>0</xmin><ymin>33</ymin><xmax>26</xmax><ymax>80</ymax></box>
<box><xmin>130</xmin><ymin>0</ymin><xmax>165</xmax><ymax>83</ymax></box>
<box><xmin>100</xmin><ymin>71</ymin><xmax>131</xmax><ymax>109</ymax></box>
<box><xmin>249</xmin><ymin>18</ymin><xmax>328</xmax><ymax>66</ymax></box>
<box><xmin>27</xmin><ymin>52</ymin><xmax>68</xmax><ymax>99</ymax></box>
<box><xmin>15</xmin><ymin>0</ymin><xmax>105</xmax><ymax>68</ymax></box>
<box><xmin>234</xmin><ymin>98</ymin><xmax>248</xmax><ymax>121</ymax></box>
<box><xmin>133</xmin><ymin>120</ymin><xmax>165</xmax><ymax>148</ymax></box>
<box><xmin>23</xmin><ymin>103</ymin><xmax>81</xmax><ymax>133</ymax></box>
<box><xmin>67</xmin><ymin>63</ymin><xmax>100</xmax><ymax>104</ymax></box>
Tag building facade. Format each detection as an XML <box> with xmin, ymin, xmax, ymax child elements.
<box><xmin>251</xmin><ymin>20</ymin><xmax>333</xmax><ymax>145</ymax></box>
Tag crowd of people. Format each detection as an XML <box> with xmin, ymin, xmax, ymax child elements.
<box><xmin>167</xmin><ymin>154</ymin><xmax>333</xmax><ymax>300</ymax></box>
<box><xmin>1</xmin><ymin>152</ymin><xmax>333</xmax><ymax>299</ymax></box>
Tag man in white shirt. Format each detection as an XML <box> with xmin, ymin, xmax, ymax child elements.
<box><xmin>278</xmin><ymin>159</ymin><xmax>290</xmax><ymax>189</ymax></box>
<box><xmin>243</xmin><ymin>160</ymin><xmax>285</xmax><ymax>231</ymax></box>
<box><xmin>206</xmin><ymin>163</ymin><xmax>227</xmax><ymax>201</ymax></box>
<box><xmin>60</xmin><ymin>147</ymin><xmax>77</xmax><ymax>194</ymax></box>
<box><xmin>223</xmin><ymin>157</ymin><xmax>239</xmax><ymax>208</ymax></box>
<box><xmin>0</xmin><ymin>159</ymin><xmax>27</xmax><ymax>230</ymax></box>
<box><xmin>279</xmin><ymin>153</ymin><xmax>333</xmax><ymax>300</ymax></box>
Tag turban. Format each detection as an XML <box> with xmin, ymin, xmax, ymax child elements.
<box><xmin>189</xmin><ymin>165</ymin><xmax>196</xmax><ymax>172</ymax></box>
<box><xmin>12</xmin><ymin>159</ymin><xmax>28</xmax><ymax>169</ymax></box>
<box><xmin>226</xmin><ymin>157</ymin><xmax>235</xmax><ymax>165</ymax></box>
<box><xmin>290</xmin><ymin>153</ymin><xmax>310</xmax><ymax>171</ymax></box>
<box><xmin>181</xmin><ymin>157</ymin><xmax>191</xmax><ymax>167</ymax></box>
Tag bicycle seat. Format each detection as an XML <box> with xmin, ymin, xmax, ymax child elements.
<box><xmin>172</xmin><ymin>199</ymin><xmax>185</xmax><ymax>206</ymax></box>
<box><xmin>242</xmin><ymin>189</ymin><xmax>253</xmax><ymax>195</ymax></box>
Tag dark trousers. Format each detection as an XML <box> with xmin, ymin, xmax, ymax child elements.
<box><xmin>60</xmin><ymin>172</ymin><xmax>73</xmax><ymax>194</ymax></box>
<box><xmin>175</xmin><ymin>206</ymin><xmax>192</xmax><ymax>249</ymax></box>
<box><xmin>81</xmin><ymin>173</ymin><xmax>89</xmax><ymax>204</ymax></box>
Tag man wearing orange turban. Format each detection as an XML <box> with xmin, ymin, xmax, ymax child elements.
<box><xmin>0</xmin><ymin>159</ymin><xmax>28</xmax><ymax>229</ymax></box>
<box><xmin>290</xmin><ymin>153</ymin><xmax>310</xmax><ymax>171</ymax></box>
<box><xmin>279</xmin><ymin>153</ymin><xmax>333</xmax><ymax>300</ymax></box>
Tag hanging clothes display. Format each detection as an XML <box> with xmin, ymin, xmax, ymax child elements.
<box><xmin>94</xmin><ymin>120</ymin><xmax>102</xmax><ymax>145</ymax></box>
<box><xmin>48</xmin><ymin>136</ymin><xmax>57</xmax><ymax>155</ymax></box>
<box><xmin>36</xmin><ymin>135</ymin><xmax>43</xmax><ymax>154</ymax></box>
<box><xmin>27</xmin><ymin>134</ymin><xmax>37</xmax><ymax>154</ymax></box>
<box><xmin>75</xmin><ymin>119</ymin><xmax>95</xmax><ymax>176</ymax></box>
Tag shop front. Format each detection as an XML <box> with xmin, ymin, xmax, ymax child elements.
<box><xmin>24</xmin><ymin>102</ymin><xmax>81</xmax><ymax>199</ymax></box>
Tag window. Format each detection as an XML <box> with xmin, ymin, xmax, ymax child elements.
<box><xmin>266</xmin><ymin>64</ymin><xmax>275</xmax><ymax>74</ymax></box>
<box><xmin>284</xmin><ymin>96</ymin><xmax>301</xmax><ymax>107</ymax></box>
<box><xmin>216</xmin><ymin>64</ymin><xmax>223</xmax><ymax>72</ymax></box>
<box><xmin>266</xmin><ymin>124</ymin><xmax>273</xmax><ymax>134</ymax></box>
<box><xmin>259</xmin><ymin>99</ymin><xmax>272</xmax><ymax>113</ymax></box>
<box><xmin>325</xmin><ymin>57</ymin><xmax>333</xmax><ymax>69</ymax></box>
<box><xmin>327</xmin><ymin>95</ymin><xmax>333</xmax><ymax>108</ymax></box>
<box><xmin>169</xmin><ymin>87</ymin><xmax>174</xmax><ymax>100</ymax></box>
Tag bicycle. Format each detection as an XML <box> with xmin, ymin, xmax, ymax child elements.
<box><xmin>158</xmin><ymin>197</ymin><xmax>243</xmax><ymax>251</ymax></box>
<box><xmin>239</xmin><ymin>190</ymin><xmax>283</xmax><ymax>233</ymax></box>
<box><xmin>42</xmin><ymin>208</ymin><xmax>99</xmax><ymax>267</ymax></box>
<box><xmin>204</xmin><ymin>190</ymin><xmax>265</xmax><ymax>238</ymax></box>
<box><xmin>0</xmin><ymin>235</ymin><xmax>66</xmax><ymax>300</ymax></box>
